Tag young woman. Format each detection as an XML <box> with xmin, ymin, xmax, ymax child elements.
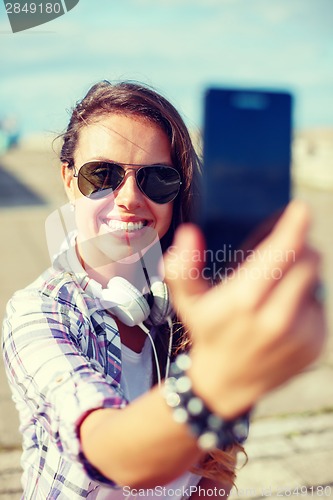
<box><xmin>2</xmin><ymin>81</ymin><xmax>325</xmax><ymax>499</ymax></box>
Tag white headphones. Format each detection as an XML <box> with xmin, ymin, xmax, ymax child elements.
<box><xmin>99</xmin><ymin>276</ymin><xmax>173</xmax><ymax>328</ymax></box>
<box><xmin>99</xmin><ymin>276</ymin><xmax>174</xmax><ymax>385</ymax></box>
<box><xmin>86</xmin><ymin>275</ymin><xmax>174</xmax><ymax>385</ymax></box>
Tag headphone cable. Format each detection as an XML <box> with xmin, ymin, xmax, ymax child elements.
<box><xmin>139</xmin><ymin>315</ymin><xmax>173</xmax><ymax>387</ymax></box>
<box><xmin>139</xmin><ymin>322</ymin><xmax>162</xmax><ymax>386</ymax></box>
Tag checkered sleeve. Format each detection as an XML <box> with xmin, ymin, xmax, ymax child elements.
<box><xmin>2</xmin><ymin>277</ymin><xmax>128</xmax><ymax>487</ymax></box>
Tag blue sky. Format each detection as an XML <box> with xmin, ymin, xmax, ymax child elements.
<box><xmin>0</xmin><ymin>0</ymin><xmax>332</xmax><ymax>136</ymax></box>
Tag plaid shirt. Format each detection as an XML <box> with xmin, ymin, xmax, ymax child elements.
<box><xmin>2</xmin><ymin>248</ymin><xmax>135</xmax><ymax>498</ymax></box>
<box><xmin>2</xmin><ymin>244</ymin><xmax>202</xmax><ymax>499</ymax></box>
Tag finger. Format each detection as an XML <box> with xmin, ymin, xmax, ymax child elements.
<box><xmin>164</xmin><ymin>224</ymin><xmax>210</xmax><ymax>317</ymax></box>
<box><xmin>255</xmin><ymin>297</ymin><xmax>326</xmax><ymax>398</ymax></box>
<box><xmin>226</xmin><ymin>200</ymin><xmax>312</xmax><ymax>309</ymax></box>
<box><xmin>227</xmin><ymin>250</ymin><xmax>326</xmax><ymax>403</ymax></box>
<box><xmin>258</xmin><ymin>247</ymin><xmax>322</xmax><ymax>342</ymax></box>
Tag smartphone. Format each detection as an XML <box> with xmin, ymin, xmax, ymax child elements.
<box><xmin>199</xmin><ymin>87</ymin><xmax>292</xmax><ymax>280</ymax></box>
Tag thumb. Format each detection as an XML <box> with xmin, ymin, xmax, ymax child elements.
<box><xmin>163</xmin><ymin>224</ymin><xmax>210</xmax><ymax>319</ymax></box>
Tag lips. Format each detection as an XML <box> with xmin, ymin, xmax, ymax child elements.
<box><xmin>105</xmin><ymin>219</ymin><xmax>149</xmax><ymax>232</ymax></box>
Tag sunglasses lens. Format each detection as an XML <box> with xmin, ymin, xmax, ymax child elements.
<box><xmin>78</xmin><ymin>162</ymin><xmax>123</xmax><ymax>199</ymax></box>
<box><xmin>137</xmin><ymin>166</ymin><xmax>181</xmax><ymax>204</ymax></box>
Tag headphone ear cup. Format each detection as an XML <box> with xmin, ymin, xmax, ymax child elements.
<box><xmin>147</xmin><ymin>281</ymin><xmax>173</xmax><ymax>326</ymax></box>
<box><xmin>102</xmin><ymin>276</ymin><xmax>150</xmax><ymax>327</ymax></box>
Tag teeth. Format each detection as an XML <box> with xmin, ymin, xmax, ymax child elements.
<box><xmin>107</xmin><ymin>220</ymin><xmax>145</xmax><ymax>232</ymax></box>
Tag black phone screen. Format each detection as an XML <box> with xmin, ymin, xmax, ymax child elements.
<box><xmin>200</xmin><ymin>87</ymin><xmax>292</xmax><ymax>280</ymax></box>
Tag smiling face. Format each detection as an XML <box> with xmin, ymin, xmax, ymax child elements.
<box><xmin>62</xmin><ymin>114</ymin><xmax>174</xmax><ymax>268</ymax></box>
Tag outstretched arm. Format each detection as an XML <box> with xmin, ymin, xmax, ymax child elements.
<box><xmin>80</xmin><ymin>200</ymin><xmax>326</xmax><ymax>488</ymax></box>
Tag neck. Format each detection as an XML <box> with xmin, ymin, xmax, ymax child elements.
<box><xmin>79</xmin><ymin>256</ymin><xmax>151</xmax><ymax>292</ymax></box>
<box><xmin>76</xmin><ymin>239</ymin><xmax>162</xmax><ymax>291</ymax></box>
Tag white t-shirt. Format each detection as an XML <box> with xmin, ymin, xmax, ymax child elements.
<box><xmin>94</xmin><ymin>337</ymin><xmax>201</xmax><ymax>499</ymax></box>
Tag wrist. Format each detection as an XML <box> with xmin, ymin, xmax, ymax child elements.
<box><xmin>188</xmin><ymin>349</ymin><xmax>255</xmax><ymax>419</ymax></box>
<box><xmin>162</xmin><ymin>354</ymin><xmax>250</xmax><ymax>452</ymax></box>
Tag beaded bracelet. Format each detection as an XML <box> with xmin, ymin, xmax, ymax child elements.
<box><xmin>162</xmin><ymin>353</ymin><xmax>249</xmax><ymax>451</ymax></box>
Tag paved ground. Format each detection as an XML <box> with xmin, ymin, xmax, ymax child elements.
<box><xmin>0</xmin><ymin>146</ymin><xmax>332</xmax><ymax>499</ymax></box>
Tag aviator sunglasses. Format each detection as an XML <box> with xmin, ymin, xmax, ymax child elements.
<box><xmin>73</xmin><ymin>161</ymin><xmax>182</xmax><ymax>204</ymax></box>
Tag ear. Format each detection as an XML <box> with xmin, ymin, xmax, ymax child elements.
<box><xmin>61</xmin><ymin>163</ymin><xmax>76</xmax><ymax>202</ymax></box>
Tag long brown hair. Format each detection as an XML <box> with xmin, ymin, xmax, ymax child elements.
<box><xmin>59</xmin><ymin>80</ymin><xmax>243</xmax><ymax>485</ymax></box>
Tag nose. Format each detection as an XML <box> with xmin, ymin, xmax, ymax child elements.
<box><xmin>114</xmin><ymin>169</ymin><xmax>145</xmax><ymax>209</ymax></box>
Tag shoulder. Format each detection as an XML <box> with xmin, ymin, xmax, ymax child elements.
<box><xmin>4</xmin><ymin>266</ymin><xmax>91</xmax><ymax>323</ymax></box>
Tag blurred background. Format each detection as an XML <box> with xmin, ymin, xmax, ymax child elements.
<box><xmin>0</xmin><ymin>0</ymin><xmax>332</xmax><ymax>497</ymax></box>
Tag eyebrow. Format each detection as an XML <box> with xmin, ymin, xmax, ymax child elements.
<box><xmin>87</xmin><ymin>157</ymin><xmax>174</xmax><ymax>167</ymax></box>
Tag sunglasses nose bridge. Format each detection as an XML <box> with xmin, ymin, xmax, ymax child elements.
<box><xmin>119</xmin><ymin>166</ymin><xmax>140</xmax><ymax>189</ymax></box>
<box><xmin>114</xmin><ymin>166</ymin><xmax>145</xmax><ymax>203</ymax></box>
